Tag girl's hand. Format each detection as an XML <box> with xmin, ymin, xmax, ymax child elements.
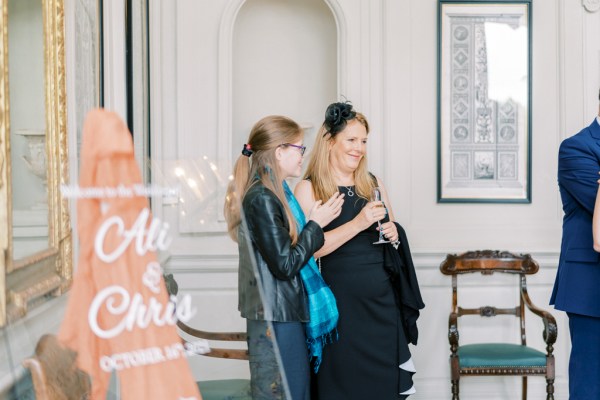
<box><xmin>308</xmin><ymin>192</ymin><xmax>345</xmax><ymax>228</ymax></box>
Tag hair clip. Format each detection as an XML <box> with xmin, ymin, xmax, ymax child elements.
<box><xmin>324</xmin><ymin>102</ymin><xmax>356</xmax><ymax>136</ymax></box>
<box><xmin>241</xmin><ymin>144</ymin><xmax>253</xmax><ymax>157</ymax></box>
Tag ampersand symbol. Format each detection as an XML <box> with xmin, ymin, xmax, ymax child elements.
<box><xmin>142</xmin><ymin>261</ymin><xmax>163</xmax><ymax>294</ymax></box>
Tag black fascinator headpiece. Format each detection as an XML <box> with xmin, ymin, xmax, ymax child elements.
<box><xmin>324</xmin><ymin>102</ymin><xmax>356</xmax><ymax>136</ymax></box>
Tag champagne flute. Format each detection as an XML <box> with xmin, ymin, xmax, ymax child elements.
<box><xmin>371</xmin><ymin>187</ymin><xmax>390</xmax><ymax>244</ymax></box>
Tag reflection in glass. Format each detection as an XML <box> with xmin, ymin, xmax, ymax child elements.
<box><xmin>486</xmin><ymin>22</ymin><xmax>528</xmax><ymax>107</ymax></box>
<box><xmin>150</xmin><ymin>158</ymin><xmax>276</xmax><ymax>398</ymax></box>
<box><xmin>0</xmin><ymin>0</ymin><xmax>72</xmax><ymax>328</ymax></box>
<box><xmin>74</xmin><ymin>0</ymin><xmax>102</xmax><ymax>156</ymax></box>
<box><xmin>8</xmin><ymin>0</ymin><xmax>48</xmax><ymax>260</ymax></box>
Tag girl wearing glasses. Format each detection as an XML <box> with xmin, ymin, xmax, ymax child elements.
<box><xmin>224</xmin><ymin>115</ymin><xmax>343</xmax><ymax>399</ymax></box>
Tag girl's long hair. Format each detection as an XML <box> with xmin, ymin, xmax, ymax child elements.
<box><xmin>303</xmin><ymin>108</ymin><xmax>375</xmax><ymax>202</ymax></box>
<box><xmin>224</xmin><ymin>115</ymin><xmax>302</xmax><ymax>243</ymax></box>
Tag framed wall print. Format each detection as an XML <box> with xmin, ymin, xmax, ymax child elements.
<box><xmin>437</xmin><ymin>0</ymin><xmax>532</xmax><ymax>203</ymax></box>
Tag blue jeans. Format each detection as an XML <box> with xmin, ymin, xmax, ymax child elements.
<box><xmin>246</xmin><ymin>320</ymin><xmax>309</xmax><ymax>400</ymax></box>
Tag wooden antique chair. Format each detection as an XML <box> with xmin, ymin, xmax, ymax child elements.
<box><xmin>166</xmin><ymin>273</ymin><xmax>251</xmax><ymax>400</ymax></box>
<box><xmin>23</xmin><ymin>328</ymin><xmax>250</xmax><ymax>400</ymax></box>
<box><xmin>177</xmin><ymin>320</ymin><xmax>251</xmax><ymax>400</ymax></box>
<box><xmin>22</xmin><ymin>275</ymin><xmax>250</xmax><ymax>400</ymax></box>
<box><xmin>22</xmin><ymin>334</ymin><xmax>91</xmax><ymax>400</ymax></box>
<box><xmin>440</xmin><ymin>250</ymin><xmax>557</xmax><ymax>400</ymax></box>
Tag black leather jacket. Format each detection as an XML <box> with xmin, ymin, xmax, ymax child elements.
<box><xmin>238</xmin><ymin>182</ymin><xmax>324</xmax><ymax>322</ymax></box>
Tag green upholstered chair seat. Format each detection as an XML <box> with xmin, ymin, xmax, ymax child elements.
<box><xmin>458</xmin><ymin>343</ymin><xmax>546</xmax><ymax>368</ymax></box>
<box><xmin>197</xmin><ymin>379</ymin><xmax>251</xmax><ymax>400</ymax></box>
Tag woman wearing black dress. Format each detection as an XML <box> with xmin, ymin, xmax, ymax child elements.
<box><xmin>295</xmin><ymin>102</ymin><xmax>418</xmax><ymax>399</ymax></box>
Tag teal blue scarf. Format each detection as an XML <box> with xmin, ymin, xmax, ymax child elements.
<box><xmin>283</xmin><ymin>181</ymin><xmax>339</xmax><ymax>372</ymax></box>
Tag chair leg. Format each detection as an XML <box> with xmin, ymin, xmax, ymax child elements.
<box><xmin>546</xmin><ymin>378</ymin><xmax>555</xmax><ymax>400</ymax></box>
<box><xmin>451</xmin><ymin>379</ymin><xmax>459</xmax><ymax>400</ymax></box>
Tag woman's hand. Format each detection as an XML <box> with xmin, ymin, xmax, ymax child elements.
<box><xmin>353</xmin><ymin>201</ymin><xmax>387</xmax><ymax>231</ymax></box>
<box><xmin>308</xmin><ymin>192</ymin><xmax>345</xmax><ymax>228</ymax></box>
<box><xmin>378</xmin><ymin>221</ymin><xmax>399</xmax><ymax>243</ymax></box>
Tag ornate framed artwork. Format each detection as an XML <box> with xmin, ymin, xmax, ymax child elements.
<box><xmin>437</xmin><ymin>0</ymin><xmax>532</xmax><ymax>203</ymax></box>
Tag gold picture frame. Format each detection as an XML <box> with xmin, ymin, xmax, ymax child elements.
<box><xmin>0</xmin><ymin>0</ymin><xmax>71</xmax><ymax>326</ymax></box>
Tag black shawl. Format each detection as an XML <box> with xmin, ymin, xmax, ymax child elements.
<box><xmin>382</xmin><ymin>222</ymin><xmax>425</xmax><ymax>345</ymax></box>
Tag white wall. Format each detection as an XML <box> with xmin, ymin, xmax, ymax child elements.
<box><xmin>146</xmin><ymin>1</ymin><xmax>600</xmax><ymax>399</ymax></box>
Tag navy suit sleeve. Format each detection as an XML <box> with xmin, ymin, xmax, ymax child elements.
<box><xmin>244</xmin><ymin>191</ymin><xmax>324</xmax><ymax>281</ymax></box>
<box><xmin>558</xmin><ymin>135</ymin><xmax>600</xmax><ymax>216</ymax></box>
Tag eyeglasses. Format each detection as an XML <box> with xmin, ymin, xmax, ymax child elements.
<box><xmin>281</xmin><ymin>143</ymin><xmax>307</xmax><ymax>156</ymax></box>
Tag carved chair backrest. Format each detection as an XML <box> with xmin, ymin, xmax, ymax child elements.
<box><xmin>440</xmin><ymin>250</ymin><xmax>540</xmax><ymax>345</ymax></box>
<box><xmin>164</xmin><ymin>273</ymin><xmax>249</xmax><ymax>360</ymax></box>
<box><xmin>177</xmin><ymin>320</ymin><xmax>249</xmax><ymax>360</ymax></box>
<box><xmin>22</xmin><ymin>334</ymin><xmax>91</xmax><ymax>400</ymax></box>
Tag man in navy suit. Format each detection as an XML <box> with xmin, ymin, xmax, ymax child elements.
<box><xmin>551</xmin><ymin>88</ymin><xmax>600</xmax><ymax>399</ymax></box>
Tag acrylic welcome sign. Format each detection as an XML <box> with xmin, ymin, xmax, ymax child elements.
<box><xmin>58</xmin><ymin>109</ymin><xmax>203</xmax><ymax>399</ymax></box>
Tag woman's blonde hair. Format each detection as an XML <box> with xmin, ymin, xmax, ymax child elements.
<box><xmin>224</xmin><ymin>115</ymin><xmax>303</xmax><ymax>243</ymax></box>
<box><xmin>303</xmin><ymin>107</ymin><xmax>375</xmax><ymax>202</ymax></box>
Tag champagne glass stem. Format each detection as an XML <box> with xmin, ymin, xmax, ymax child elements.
<box><xmin>371</xmin><ymin>186</ymin><xmax>390</xmax><ymax>244</ymax></box>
